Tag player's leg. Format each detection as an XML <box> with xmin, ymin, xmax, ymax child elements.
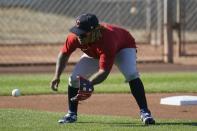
<box><xmin>67</xmin><ymin>54</ymin><xmax>99</xmax><ymax>114</ymax></box>
<box><xmin>114</xmin><ymin>48</ymin><xmax>155</xmax><ymax>125</ymax></box>
<box><xmin>58</xmin><ymin>54</ymin><xmax>99</xmax><ymax>124</ymax></box>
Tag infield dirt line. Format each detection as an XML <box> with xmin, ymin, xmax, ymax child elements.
<box><xmin>0</xmin><ymin>93</ymin><xmax>197</xmax><ymax>120</ymax></box>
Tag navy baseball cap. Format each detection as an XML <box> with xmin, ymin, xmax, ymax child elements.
<box><xmin>70</xmin><ymin>13</ymin><xmax>99</xmax><ymax>36</ymax></box>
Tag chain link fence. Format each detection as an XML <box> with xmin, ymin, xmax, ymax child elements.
<box><xmin>0</xmin><ymin>0</ymin><xmax>196</xmax><ymax>65</ymax></box>
<box><xmin>178</xmin><ymin>0</ymin><xmax>197</xmax><ymax>56</ymax></box>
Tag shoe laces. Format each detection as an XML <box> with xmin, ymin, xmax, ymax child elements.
<box><xmin>65</xmin><ymin>113</ymin><xmax>77</xmax><ymax>119</ymax></box>
<box><xmin>140</xmin><ymin>109</ymin><xmax>152</xmax><ymax>117</ymax></box>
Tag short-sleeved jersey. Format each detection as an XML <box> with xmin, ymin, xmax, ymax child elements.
<box><xmin>61</xmin><ymin>23</ymin><xmax>136</xmax><ymax>71</ymax></box>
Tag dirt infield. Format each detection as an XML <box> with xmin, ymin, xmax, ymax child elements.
<box><xmin>1</xmin><ymin>93</ymin><xmax>197</xmax><ymax>120</ymax></box>
<box><xmin>1</xmin><ymin>63</ymin><xmax>197</xmax><ymax>74</ymax></box>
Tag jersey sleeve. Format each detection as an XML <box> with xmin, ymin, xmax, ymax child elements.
<box><xmin>99</xmin><ymin>53</ymin><xmax>114</xmax><ymax>71</ymax></box>
<box><xmin>60</xmin><ymin>33</ymin><xmax>79</xmax><ymax>55</ymax></box>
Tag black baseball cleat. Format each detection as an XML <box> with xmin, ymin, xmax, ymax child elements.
<box><xmin>140</xmin><ymin>109</ymin><xmax>155</xmax><ymax>125</ymax></box>
<box><xmin>58</xmin><ymin>112</ymin><xmax>77</xmax><ymax>124</ymax></box>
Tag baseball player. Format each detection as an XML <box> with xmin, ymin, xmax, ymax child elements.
<box><xmin>50</xmin><ymin>13</ymin><xmax>155</xmax><ymax>125</ymax></box>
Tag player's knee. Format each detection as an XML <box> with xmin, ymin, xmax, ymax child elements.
<box><xmin>125</xmin><ymin>72</ymin><xmax>140</xmax><ymax>82</ymax></box>
<box><xmin>68</xmin><ymin>76</ymin><xmax>79</xmax><ymax>88</ymax></box>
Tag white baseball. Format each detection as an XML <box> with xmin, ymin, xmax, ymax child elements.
<box><xmin>130</xmin><ymin>7</ymin><xmax>137</xmax><ymax>14</ymax></box>
<box><xmin>12</xmin><ymin>89</ymin><xmax>21</xmax><ymax>97</ymax></box>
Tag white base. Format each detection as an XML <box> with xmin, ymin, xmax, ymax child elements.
<box><xmin>160</xmin><ymin>95</ymin><xmax>197</xmax><ymax>106</ymax></box>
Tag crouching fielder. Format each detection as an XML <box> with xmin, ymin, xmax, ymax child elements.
<box><xmin>50</xmin><ymin>13</ymin><xmax>155</xmax><ymax>125</ymax></box>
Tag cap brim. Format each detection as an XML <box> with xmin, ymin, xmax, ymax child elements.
<box><xmin>70</xmin><ymin>26</ymin><xmax>87</xmax><ymax>36</ymax></box>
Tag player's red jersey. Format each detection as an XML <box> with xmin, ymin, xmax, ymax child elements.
<box><xmin>61</xmin><ymin>23</ymin><xmax>136</xmax><ymax>71</ymax></box>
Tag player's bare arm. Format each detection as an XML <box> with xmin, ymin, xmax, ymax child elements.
<box><xmin>51</xmin><ymin>52</ymin><xmax>69</xmax><ymax>91</ymax></box>
<box><xmin>89</xmin><ymin>69</ymin><xmax>110</xmax><ymax>85</ymax></box>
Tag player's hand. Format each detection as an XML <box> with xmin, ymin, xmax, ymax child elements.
<box><xmin>50</xmin><ymin>78</ymin><xmax>60</xmax><ymax>91</ymax></box>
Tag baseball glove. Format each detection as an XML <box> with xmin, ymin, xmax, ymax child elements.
<box><xmin>70</xmin><ymin>76</ymin><xmax>94</xmax><ymax>101</ymax></box>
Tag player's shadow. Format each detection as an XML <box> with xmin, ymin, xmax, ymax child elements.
<box><xmin>77</xmin><ymin>121</ymin><xmax>142</xmax><ymax>127</ymax></box>
<box><xmin>77</xmin><ymin>121</ymin><xmax>197</xmax><ymax>127</ymax></box>
<box><xmin>156</xmin><ymin>122</ymin><xmax>197</xmax><ymax>126</ymax></box>
<box><xmin>77</xmin><ymin>121</ymin><xmax>159</xmax><ymax>127</ymax></box>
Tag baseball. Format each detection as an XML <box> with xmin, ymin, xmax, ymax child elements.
<box><xmin>130</xmin><ymin>7</ymin><xmax>137</xmax><ymax>15</ymax></box>
<box><xmin>12</xmin><ymin>89</ymin><xmax>21</xmax><ymax>97</ymax></box>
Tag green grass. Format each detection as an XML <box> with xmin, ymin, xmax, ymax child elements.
<box><xmin>141</xmin><ymin>72</ymin><xmax>197</xmax><ymax>93</ymax></box>
<box><xmin>1</xmin><ymin>72</ymin><xmax>197</xmax><ymax>130</ymax></box>
<box><xmin>0</xmin><ymin>72</ymin><xmax>197</xmax><ymax>96</ymax></box>
<box><xmin>0</xmin><ymin>109</ymin><xmax>196</xmax><ymax>131</ymax></box>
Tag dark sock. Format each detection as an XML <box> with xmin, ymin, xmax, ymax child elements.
<box><xmin>68</xmin><ymin>85</ymin><xmax>78</xmax><ymax>114</ymax></box>
<box><xmin>129</xmin><ymin>78</ymin><xmax>148</xmax><ymax>110</ymax></box>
